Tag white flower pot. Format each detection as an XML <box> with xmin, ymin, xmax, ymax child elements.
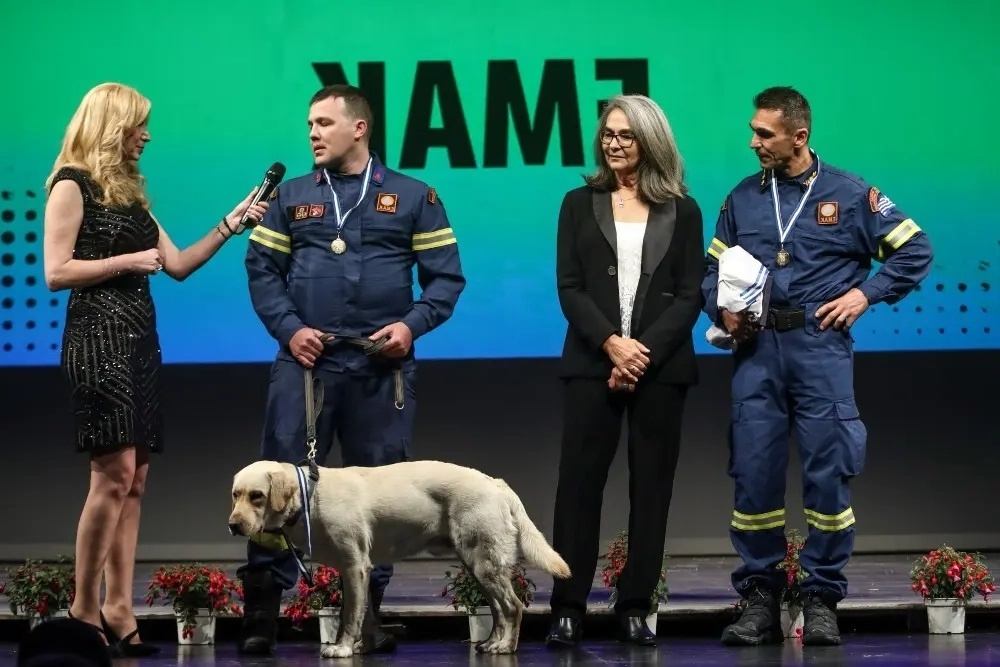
<box><xmin>28</xmin><ymin>608</ymin><xmax>68</xmax><ymax>629</ymax></box>
<box><xmin>781</xmin><ymin>603</ymin><xmax>804</xmax><ymax>638</ymax></box>
<box><xmin>319</xmin><ymin>606</ymin><xmax>341</xmax><ymax>644</ymax></box>
<box><xmin>925</xmin><ymin>598</ymin><xmax>966</xmax><ymax>634</ymax></box>
<box><xmin>645</xmin><ymin>610</ymin><xmax>658</xmax><ymax>634</ymax></box>
<box><xmin>468</xmin><ymin>607</ymin><xmax>493</xmax><ymax>643</ymax></box>
<box><xmin>176</xmin><ymin>608</ymin><xmax>216</xmax><ymax>645</ymax></box>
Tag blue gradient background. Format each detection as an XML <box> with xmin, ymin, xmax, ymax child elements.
<box><xmin>1</xmin><ymin>0</ymin><xmax>995</xmax><ymax>366</ymax></box>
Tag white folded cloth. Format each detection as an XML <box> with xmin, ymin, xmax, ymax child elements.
<box><xmin>705</xmin><ymin>246</ymin><xmax>771</xmax><ymax>350</ymax></box>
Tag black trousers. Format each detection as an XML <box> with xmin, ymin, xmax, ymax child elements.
<box><xmin>549</xmin><ymin>377</ymin><xmax>687</xmax><ymax>618</ymax></box>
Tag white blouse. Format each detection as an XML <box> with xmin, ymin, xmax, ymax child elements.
<box><xmin>615</xmin><ymin>221</ymin><xmax>646</xmax><ymax>338</ymax></box>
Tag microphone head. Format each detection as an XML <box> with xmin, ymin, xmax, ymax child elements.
<box><xmin>265</xmin><ymin>162</ymin><xmax>286</xmax><ymax>183</ymax></box>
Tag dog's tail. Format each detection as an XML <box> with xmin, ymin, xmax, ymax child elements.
<box><xmin>495</xmin><ymin>478</ymin><xmax>572</xmax><ymax>579</ymax></box>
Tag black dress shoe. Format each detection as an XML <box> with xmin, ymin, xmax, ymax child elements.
<box><xmin>545</xmin><ymin>616</ymin><xmax>581</xmax><ymax>647</ymax></box>
<box><xmin>617</xmin><ymin>615</ymin><xmax>656</xmax><ymax>646</ymax></box>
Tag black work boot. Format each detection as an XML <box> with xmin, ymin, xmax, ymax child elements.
<box><xmin>237</xmin><ymin>570</ymin><xmax>283</xmax><ymax>655</ymax></box>
<box><xmin>360</xmin><ymin>586</ymin><xmax>397</xmax><ymax>654</ymax></box>
<box><xmin>801</xmin><ymin>593</ymin><xmax>841</xmax><ymax>646</ymax></box>
<box><xmin>721</xmin><ymin>587</ymin><xmax>783</xmax><ymax>646</ymax></box>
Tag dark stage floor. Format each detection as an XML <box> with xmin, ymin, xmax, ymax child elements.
<box><xmin>0</xmin><ymin>636</ymin><xmax>997</xmax><ymax>666</ymax></box>
<box><xmin>3</xmin><ymin>554</ymin><xmax>1000</xmax><ymax>663</ymax></box>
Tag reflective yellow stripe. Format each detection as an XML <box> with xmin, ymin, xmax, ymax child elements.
<box><xmin>707</xmin><ymin>237</ymin><xmax>728</xmax><ymax>261</ymax></box>
<box><xmin>413</xmin><ymin>227</ymin><xmax>456</xmax><ymax>251</ymax></box>
<box><xmin>877</xmin><ymin>218</ymin><xmax>920</xmax><ymax>261</ymax></box>
<box><xmin>731</xmin><ymin>508</ymin><xmax>786</xmax><ymax>531</ymax></box>
<box><xmin>250</xmin><ymin>226</ymin><xmax>291</xmax><ymax>254</ymax></box>
<box><xmin>804</xmin><ymin>507</ymin><xmax>856</xmax><ymax>532</ymax></box>
<box><xmin>247</xmin><ymin>532</ymin><xmax>291</xmax><ymax>550</ymax></box>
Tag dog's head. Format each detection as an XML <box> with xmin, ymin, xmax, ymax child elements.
<box><xmin>228</xmin><ymin>461</ymin><xmax>299</xmax><ymax>537</ymax></box>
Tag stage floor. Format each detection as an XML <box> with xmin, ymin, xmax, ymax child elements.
<box><xmin>0</xmin><ymin>552</ymin><xmax>983</xmax><ymax>618</ymax></box>
<box><xmin>3</xmin><ymin>553</ymin><xmax>1000</xmax><ymax>660</ymax></box>
<box><xmin>1</xmin><ymin>636</ymin><xmax>996</xmax><ymax>666</ymax></box>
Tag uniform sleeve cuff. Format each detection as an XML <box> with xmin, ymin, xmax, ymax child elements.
<box><xmin>402</xmin><ymin>312</ymin><xmax>429</xmax><ymax>341</ymax></box>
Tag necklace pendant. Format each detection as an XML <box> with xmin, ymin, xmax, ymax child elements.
<box><xmin>776</xmin><ymin>247</ymin><xmax>790</xmax><ymax>267</ymax></box>
<box><xmin>331</xmin><ymin>237</ymin><xmax>347</xmax><ymax>254</ymax></box>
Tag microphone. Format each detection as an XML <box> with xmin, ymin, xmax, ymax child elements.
<box><xmin>238</xmin><ymin>162</ymin><xmax>286</xmax><ymax>231</ymax></box>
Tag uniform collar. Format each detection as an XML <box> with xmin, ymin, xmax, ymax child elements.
<box><xmin>313</xmin><ymin>151</ymin><xmax>386</xmax><ymax>187</ymax></box>
<box><xmin>760</xmin><ymin>149</ymin><xmax>819</xmax><ymax>191</ymax></box>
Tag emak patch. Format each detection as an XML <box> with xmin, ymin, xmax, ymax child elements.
<box><xmin>288</xmin><ymin>204</ymin><xmax>325</xmax><ymax>222</ymax></box>
<box><xmin>817</xmin><ymin>201</ymin><xmax>839</xmax><ymax>225</ymax></box>
<box><xmin>375</xmin><ymin>193</ymin><xmax>398</xmax><ymax>214</ymax></box>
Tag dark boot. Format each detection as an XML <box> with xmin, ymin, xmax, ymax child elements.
<box><xmin>801</xmin><ymin>593</ymin><xmax>841</xmax><ymax>646</ymax></box>
<box><xmin>545</xmin><ymin>615</ymin><xmax>581</xmax><ymax>648</ymax></box>
<box><xmin>360</xmin><ymin>586</ymin><xmax>397</xmax><ymax>654</ymax></box>
<box><xmin>721</xmin><ymin>587</ymin><xmax>783</xmax><ymax>646</ymax></box>
<box><xmin>237</xmin><ymin>569</ymin><xmax>283</xmax><ymax>655</ymax></box>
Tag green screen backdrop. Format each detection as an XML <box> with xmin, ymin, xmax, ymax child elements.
<box><xmin>1</xmin><ymin>0</ymin><xmax>995</xmax><ymax>365</ymax></box>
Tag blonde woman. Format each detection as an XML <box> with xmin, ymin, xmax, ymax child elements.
<box><xmin>547</xmin><ymin>94</ymin><xmax>705</xmax><ymax>647</ymax></box>
<box><xmin>43</xmin><ymin>82</ymin><xmax>268</xmax><ymax>658</ymax></box>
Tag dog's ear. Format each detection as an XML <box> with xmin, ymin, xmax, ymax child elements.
<box><xmin>267</xmin><ymin>470</ymin><xmax>296</xmax><ymax>515</ymax></box>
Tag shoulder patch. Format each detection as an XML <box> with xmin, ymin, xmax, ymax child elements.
<box><xmin>427</xmin><ymin>187</ymin><xmax>437</xmax><ymax>205</ymax></box>
<box><xmin>720</xmin><ymin>198</ymin><xmax>727</xmax><ymax>212</ymax></box>
<box><xmin>868</xmin><ymin>186</ymin><xmax>895</xmax><ymax>217</ymax></box>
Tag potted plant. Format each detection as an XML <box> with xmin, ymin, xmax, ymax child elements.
<box><xmin>776</xmin><ymin>528</ymin><xmax>807</xmax><ymax>638</ymax></box>
<box><xmin>441</xmin><ymin>563</ymin><xmax>536</xmax><ymax>643</ymax></box>
<box><xmin>0</xmin><ymin>557</ymin><xmax>75</xmax><ymax>628</ymax></box>
<box><xmin>283</xmin><ymin>564</ymin><xmax>343</xmax><ymax>644</ymax></box>
<box><xmin>145</xmin><ymin>564</ymin><xmax>243</xmax><ymax>644</ymax></box>
<box><xmin>910</xmin><ymin>544</ymin><xmax>996</xmax><ymax>634</ymax></box>
<box><xmin>600</xmin><ymin>531</ymin><xmax>669</xmax><ymax>633</ymax></box>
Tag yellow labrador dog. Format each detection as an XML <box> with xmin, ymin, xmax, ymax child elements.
<box><xmin>229</xmin><ymin>459</ymin><xmax>571</xmax><ymax>658</ymax></box>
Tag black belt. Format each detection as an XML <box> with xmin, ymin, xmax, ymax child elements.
<box><xmin>765</xmin><ymin>308</ymin><xmax>805</xmax><ymax>332</ymax></box>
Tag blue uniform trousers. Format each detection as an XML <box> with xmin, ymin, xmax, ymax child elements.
<box><xmin>728</xmin><ymin>303</ymin><xmax>867</xmax><ymax>604</ymax></box>
<box><xmin>240</xmin><ymin>358</ymin><xmax>416</xmax><ymax>594</ymax></box>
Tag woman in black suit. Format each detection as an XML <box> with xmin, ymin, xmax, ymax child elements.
<box><xmin>546</xmin><ymin>94</ymin><xmax>705</xmax><ymax>647</ymax></box>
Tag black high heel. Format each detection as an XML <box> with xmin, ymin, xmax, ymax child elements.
<box><xmin>67</xmin><ymin>609</ymin><xmax>122</xmax><ymax>659</ymax></box>
<box><xmin>100</xmin><ymin>611</ymin><xmax>161</xmax><ymax>657</ymax></box>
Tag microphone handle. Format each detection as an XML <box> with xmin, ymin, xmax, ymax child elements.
<box><xmin>239</xmin><ymin>176</ymin><xmax>277</xmax><ymax>228</ymax></box>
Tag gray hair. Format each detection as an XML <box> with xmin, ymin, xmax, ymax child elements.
<box><xmin>584</xmin><ymin>94</ymin><xmax>688</xmax><ymax>202</ymax></box>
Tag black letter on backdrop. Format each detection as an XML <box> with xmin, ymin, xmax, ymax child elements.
<box><xmin>483</xmin><ymin>59</ymin><xmax>584</xmax><ymax>167</ymax></box>
<box><xmin>399</xmin><ymin>62</ymin><xmax>477</xmax><ymax>169</ymax></box>
<box><xmin>594</xmin><ymin>59</ymin><xmax>650</xmax><ymax>117</ymax></box>
<box><xmin>312</xmin><ymin>62</ymin><xmax>388</xmax><ymax>162</ymax></box>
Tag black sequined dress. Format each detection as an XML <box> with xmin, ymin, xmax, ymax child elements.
<box><xmin>52</xmin><ymin>167</ymin><xmax>164</xmax><ymax>455</ymax></box>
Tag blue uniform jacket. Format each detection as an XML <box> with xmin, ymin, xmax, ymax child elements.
<box><xmin>701</xmin><ymin>153</ymin><xmax>933</xmax><ymax>324</ymax></box>
<box><xmin>245</xmin><ymin>153</ymin><xmax>465</xmax><ymax>372</ymax></box>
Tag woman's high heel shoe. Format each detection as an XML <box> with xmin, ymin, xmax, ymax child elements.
<box><xmin>100</xmin><ymin>611</ymin><xmax>161</xmax><ymax>657</ymax></box>
<box><xmin>67</xmin><ymin>609</ymin><xmax>123</xmax><ymax>659</ymax></box>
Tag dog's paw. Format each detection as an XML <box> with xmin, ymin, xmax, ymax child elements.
<box><xmin>480</xmin><ymin>640</ymin><xmax>516</xmax><ymax>654</ymax></box>
<box><xmin>320</xmin><ymin>643</ymin><xmax>355</xmax><ymax>659</ymax></box>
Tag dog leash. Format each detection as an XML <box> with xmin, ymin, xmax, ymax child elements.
<box><xmin>285</xmin><ymin>331</ymin><xmax>396</xmax><ymax>586</ymax></box>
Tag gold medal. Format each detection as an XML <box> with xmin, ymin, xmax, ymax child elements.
<box><xmin>776</xmin><ymin>248</ymin><xmax>790</xmax><ymax>267</ymax></box>
<box><xmin>331</xmin><ymin>237</ymin><xmax>347</xmax><ymax>254</ymax></box>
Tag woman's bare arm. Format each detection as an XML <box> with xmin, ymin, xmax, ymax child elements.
<box><xmin>43</xmin><ymin>179</ymin><xmax>139</xmax><ymax>291</ymax></box>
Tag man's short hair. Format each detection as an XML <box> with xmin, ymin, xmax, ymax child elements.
<box><xmin>310</xmin><ymin>84</ymin><xmax>373</xmax><ymax>128</ymax></box>
<box><xmin>754</xmin><ymin>86</ymin><xmax>811</xmax><ymax>134</ymax></box>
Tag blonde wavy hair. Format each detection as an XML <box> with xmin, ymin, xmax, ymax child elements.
<box><xmin>45</xmin><ymin>82</ymin><xmax>151</xmax><ymax>209</ymax></box>
<box><xmin>585</xmin><ymin>94</ymin><xmax>688</xmax><ymax>203</ymax></box>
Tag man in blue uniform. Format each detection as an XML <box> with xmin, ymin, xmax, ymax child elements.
<box><xmin>702</xmin><ymin>87</ymin><xmax>932</xmax><ymax>647</ymax></box>
<box><xmin>236</xmin><ymin>84</ymin><xmax>465</xmax><ymax>655</ymax></box>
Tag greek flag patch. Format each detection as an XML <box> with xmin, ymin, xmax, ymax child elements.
<box><xmin>868</xmin><ymin>187</ymin><xmax>896</xmax><ymax>217</ymax></box>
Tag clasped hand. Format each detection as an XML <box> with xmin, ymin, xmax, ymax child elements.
<box><xmin>603</xmin><ymin>335</ymin><xmax>650</xmax><ymax>393</ymax></box>
<box><xmin>721</xmin><ymin>309</ymin><xmax>761</xmax><ymax>343</ymax></box>
<box><xmin>289</xmin><ymin>322</ymin><xmax>413</xmax><ymax>369</ymax></box>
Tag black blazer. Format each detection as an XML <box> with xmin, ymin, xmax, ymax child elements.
<box><xmin>555</xmin><ymin>185</ymin><xmax>705</xmax><ymax>385</ymax></box>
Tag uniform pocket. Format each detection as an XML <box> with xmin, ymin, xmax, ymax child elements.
<box><xmin>835</xmin><ymin>398</ymin><xmax>867</xmax><ymax>477</ymax></box>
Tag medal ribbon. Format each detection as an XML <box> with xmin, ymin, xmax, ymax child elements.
<box><xmin>770</xmin><ymin>158</ymin><xmax>820</xmax><ymax>248</ymax></box>
<box><xmin>323</xmin><ymin>157</ymin><xmax>373</xmax><ymax>238</ymax></box>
